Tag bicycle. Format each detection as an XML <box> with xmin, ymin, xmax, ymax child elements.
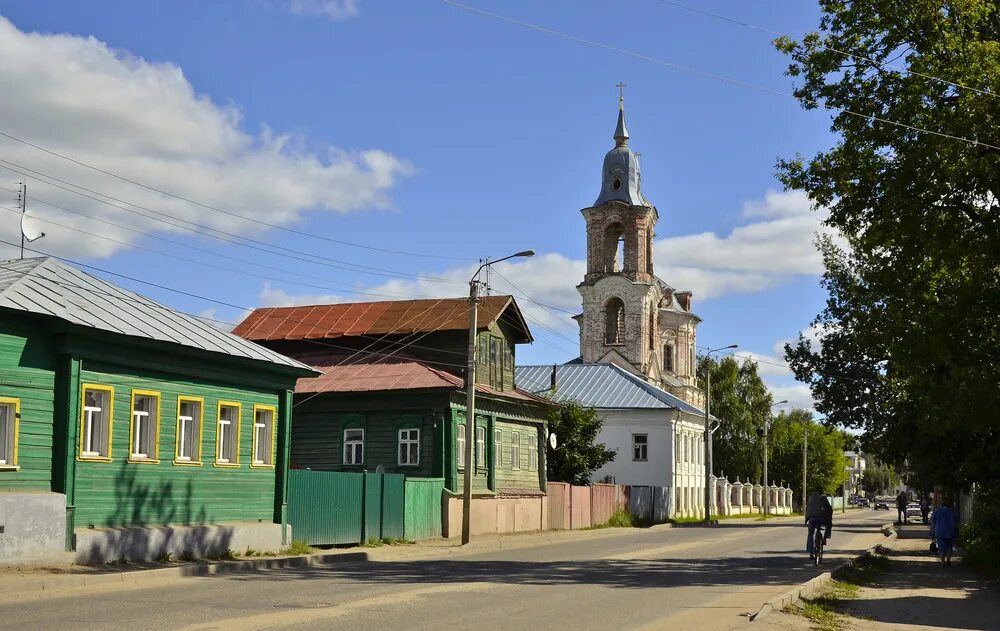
<box><xmin>812</xmin><ymin>525</ymin><xmax>825</xmax><ymax>566</ymax></box>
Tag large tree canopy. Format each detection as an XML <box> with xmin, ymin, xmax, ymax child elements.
<box><xmin>768</xmin><ymin>409</ymin><xmax>852</xmax><ymax>496</ymax></box>
<box><xmin>777</xmin><ymin>1</ymin><xmax>1000</xmax><ymax>488</ymax></box>
<box><xmin>698</xmin><ymin>355</ymin><xmax>773</xmax><ymax>483</ymax></box>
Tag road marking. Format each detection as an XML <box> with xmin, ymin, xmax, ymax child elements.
<box><xmin>178</xmin><ymin>582</ymin><xmax>494</xmax><ymax>630</ymax></box>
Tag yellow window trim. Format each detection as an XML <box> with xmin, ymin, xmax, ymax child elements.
<box><xmin>173</xmin><ymin>395</ymin><xmax>205</xmax><ymax>466</ymax></box>
<box><xmin>0</xmin><ymin>396</ymin><xmax>20</xmax><ymax>469</ymax></box>
<box><xmin>128</xmin><ymin>389</ymin><xmax>161</xmax><ymax>464</ymax></box>
<box><xmin>250</xmin><ymin>404</ymin><xmax>277</xmax><ymax>469</ymax></box>
<box><xmin>78</xmin><ymin>384</ymin><xmax>114</xmax><ymax>462</ymax></box>
<box><xmin>215</xmin><ymin>400</ymin><xmax>242</xmax><ymax>467</ymax></box>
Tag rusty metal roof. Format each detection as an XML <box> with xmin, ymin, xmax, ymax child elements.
<box><xmin>290</xmin><ymin>350</ymin><xmax>551</xmax><ymax>405</ymax></box>
<box><xmin>0</xmin><ymin>257</ymin><xmax>315</xmax><ymax>373</ymax></box>
<box><xmin>233</xmin><ymin>295</ymin><xmax>532</xmax><ymax>343</ymax></box>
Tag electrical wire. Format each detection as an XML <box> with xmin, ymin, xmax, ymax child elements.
<box><xmin>649</xmin><ymin>0</ymin><xmax>999</xmax><ymax>100</ymax></box>
<box><xmin>439</xmin><ymin>0</ymin><xmax>1000</xmax><ymax>152</ymax></box>
<box><xmin>0</xmin><ymin>159</ymin><xmax>466</xmax><ymax>285</ymax></box>
<box><xmin>0</xmin><ymin>128</ymin><xmax>474</xmax><ymax>262</ymax></box>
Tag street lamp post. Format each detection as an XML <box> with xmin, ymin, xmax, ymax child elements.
<box><xmin>462</xmin><ymin>249</ymin><xmax>535</xmax><ymax>545</ymax></box>
<box><xmin>703</xmin><ymin>344</ymin><xmax>737</xmax><ymax>524</ymax></box>
<box><xmin>761</xmin><ymin>400</ymin><xmax>787</xmax><ymax>519</ymax></box>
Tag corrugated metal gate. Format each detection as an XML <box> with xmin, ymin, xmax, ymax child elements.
<box><xmin>403</xmin><ymin>478</ymin><xmax>444</xmax><ymax>540</ymax></box>
<box><xmin>288</xmin><ymin>470</ymin><xmax>406</xmax><ymax>545</ymax></box>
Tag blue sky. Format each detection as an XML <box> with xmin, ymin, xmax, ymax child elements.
<box><xmin>0</xmin><ymin>1</ymin><xmax>837</xmax><ymax>409</ymax></box>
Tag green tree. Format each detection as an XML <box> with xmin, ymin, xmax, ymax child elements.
<box><xmin>776</xmin><ymin>1</ymin><xmax>1000</xmax><ymax>489</ymax></box>
<box><xmin>545</xmin><ymin>401</ymin><xmax>616</xmax><ymax>485</ymax></box>
<box><xmin>698</xmin><ymin>355</ymin><xmax>772</xmax><ymax>483</ymax></box>
<box><xmin>861</xmin><ymin>461</ymin><xmax>899</xmax><ymax>497</ymax></box>
<box><xmin>767</xmin><ymin>409</ymin><xmax>850</xmax><ymax>496</ymax></box>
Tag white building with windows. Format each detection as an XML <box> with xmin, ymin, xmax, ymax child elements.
<box><xmin>518</xmin><ymin>363</ymin><xmax>711</xmax><ymax>519</ymax></box>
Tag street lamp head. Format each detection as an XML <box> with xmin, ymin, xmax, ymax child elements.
<box><xmin>772</xmin><ymin>399</ymin><xmax>789</xmax><ymax>407</ymax></box>
<box><xmin>513</xmin><ymin>249</ymin><xmax>536</xmax><ymax>258</ymax></box>
<box><xmin>724</xmin><ymin>344</ymin><xmax>738</xmax><ymax>349</ymax></box>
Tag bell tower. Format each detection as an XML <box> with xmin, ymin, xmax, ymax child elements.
<box><xmin>577</xmin><ymin>93</ymin><xmax>662</xmax><ymax>373</ymax></box>
<box><xmin>574</xmin><ymin>91</ymin><xmax>705</xmax><ymax>408</ymax></box>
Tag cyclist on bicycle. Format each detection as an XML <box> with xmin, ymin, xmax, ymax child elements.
<box><xmin>805</xmin><ymin>491</ymin><xmax>833</xmax><ymax>560</ymax></box>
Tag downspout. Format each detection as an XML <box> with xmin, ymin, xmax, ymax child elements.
<box><xmin>278</xmin><ymin>388</ymin><xmax>293</xmax><ymax>545</ymax></box>
<box><xmin>63</xmin><ymin>356</ymin><xmax>81</xmax><ymax>552</ymax></box>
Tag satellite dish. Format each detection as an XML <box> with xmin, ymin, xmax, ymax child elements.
<box><xmin>20</xmin><ymin>213</ymin><xmax>45</xmax><ymax>243</ymax></box>
<box><xmin>549</xmin><ymin>432</ymin><xmax>558</xmax><ymax>450</ymax></box>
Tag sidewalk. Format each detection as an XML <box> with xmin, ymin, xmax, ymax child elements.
<box><xmin>758</xmin><ymin>525</ymin><xmax>1000</xmax><ymax>630</ymax></box>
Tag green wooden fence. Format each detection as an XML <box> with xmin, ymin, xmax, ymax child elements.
<box><xmin>288</xmin><ymin>470</ymin><xmax>407</xmax><ymax>545</ymax></box>
<box><xmin>404</xmin><ymin>478</ymin><xmax>444</xmax><ymax>540</ymax></box>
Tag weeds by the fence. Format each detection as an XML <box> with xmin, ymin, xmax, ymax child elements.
<box><xmin>282</xmin><ymin>540</ymin><xmax>313</xmax><ymax>555</ymax></box>
<box><xmin>364</xmin><ymin>537</ymin><xmax>414</xmax><ymax>547</ymax></box>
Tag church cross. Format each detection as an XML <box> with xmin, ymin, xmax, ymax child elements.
<box><xmin>616</xmin><ymin>81</ymin><xmax>627</xmax><ymax>103</ymax></box>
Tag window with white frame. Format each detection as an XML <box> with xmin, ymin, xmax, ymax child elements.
<box><xmin>528</xmin><ymin>433</ymin><xmax>538</xmax><ymax>471</ymax></box>
<box><xmin>176</xmin><ymin>398</ymin><xmax>202</xmax><ymax>462</ymax></box>
<box><xmin>217</xmin><ymin>404</ymin><xmax>239</xmax><ymax>465</ymax></box>
<box><xmin>0</xmin><ymin>399</ymin><xmax>18</xmax><ymax>466</ymax></box>
<box><xmin>511</xmin><ymin>431</ymin><xmax>521</xmax><ymax>470</ymax></box>
<box><xmin>252</xmin><ymin>407</ymin><xmax>274</xmax><ymax>466</ymax></box>
<box><xmin>456</xmin><ymin>423</ymin><xmax>466</xmax><ymax>469</ymax></box>
<box><xmin>494</xmin><ymin>428</ymin><xmax>502</xmax><ymax>467</ymax></box>
<box><xmin>81</xmin><ymin>387</ymin><xmax>112</xmax><ymax>459</ymax></box>
<box><xmin>398</xmin><ymin>428</ymin><xmax>419</xmax><ymax>466</ymax></box>
<box><xmin>343</xmin><ymin>428</ymin><xmax>364</xmax><ymax>465</ymax></box>
<box><xmin>633</xmin><ymin>434</ymin><xmax>648</xmax><ymax>461</ymax></box>
<box><xmin>130</xmin><ymin>393</ymin><xmax>158</xmax><ymax>461</ymax></box>
<box><xmin>476</xmin><ymin>426</ymin><xmax>486</xmax><ymax>468</ymax></box>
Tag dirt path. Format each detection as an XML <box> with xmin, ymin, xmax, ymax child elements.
<box><xmin>758</xmin><ymin>530</ymin><xmax>1000</xmax><ymax>631</ymax></box>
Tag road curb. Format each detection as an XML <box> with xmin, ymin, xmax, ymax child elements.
<box><xmin>1</xmin><ymin>551</ymin><xmax>371</xmax><ymax>597</ymax></box>
<box><xmin>748</xmin><ymin>524</ymin><xmax>896</xmax><ymax>623</ymax></box>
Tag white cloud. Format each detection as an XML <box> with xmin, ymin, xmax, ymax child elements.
<box><xmin>742</xmin><ymin>188</ymin><xmax>813</xmax><ymax>219</ymax></box>
<box><xmin>258</xmin><ymin>282</ymin><xmax>346</xmax><ymax>307</ymax></box>
<box><xmin>0</xmin><ymin>15</ymin><xmax>409</xmax><ymax>261</ymax></box>
<box><xmin>767</xmin><ymin>383</ymin><xmax>816</xmax><ymax>413</ymax></box>
<box><xmin>286</xmin><ymin>0</ymin><xmax>359</xmax><ymax>21</ymax></box>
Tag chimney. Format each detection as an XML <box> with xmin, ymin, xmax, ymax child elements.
<box><xmin>550</xmin><ymin>364</ymin><xmax>557</xmax><ymax>391</ymax></box>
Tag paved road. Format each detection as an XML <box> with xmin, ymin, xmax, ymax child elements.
<box><xmin>0</xmin><ymin>510</ymin><xmax>890</xmax><ymax>631</ymax></box>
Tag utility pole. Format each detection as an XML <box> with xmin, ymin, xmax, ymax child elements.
<box><xmin>462</xmin><ymin>250</ymin><xmax>534</xmax><ymax>545</ymax></box>
<box><xmin>802</xmin><ymin>426</ymin><xmax>808</xmax><ymax>512</ymax></box>
<box><xmin>703</xmin><ymin>344</ymin><xmax>737</xmax><ymax>524</ymax></box>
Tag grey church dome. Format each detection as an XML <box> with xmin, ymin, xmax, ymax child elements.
<box><xmin>594</xmin><ymin>102</ymin><xmax>651</xmax><ymax>207</ymax></box>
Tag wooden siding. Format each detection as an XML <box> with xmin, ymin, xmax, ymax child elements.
<box><xmin>72</xmin><ymin>363</ymin><xmax>282</xmax><ymax>528</ymax></box>
<box><xmin>494</xmin><ymin>419</ymin><xmax>544</xmax><ymax>491</ymax></box>
<box><xmin>290</xmin><ymin>396</ymin><xmax>442</xmax><ymax>479</ymax></box>
<box><xmin>0</xmin><ymin>322</ymin><xmax>56</xmax><ymax>492</ymax></box>
<box><xmin>475</xmin><ymin>324</ymin><xmax>515</xmax><ymax>392</ymax></box>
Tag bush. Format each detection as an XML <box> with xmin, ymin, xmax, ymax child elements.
<box><xmin>605</xmin><ymin>509</ymin><xmax>636</xmax><ymax>528</ymax></box>
<box><xmin>959</xmin><ymin>521</ymin><xmax>1000</xmax><ymax>577</ymax></box>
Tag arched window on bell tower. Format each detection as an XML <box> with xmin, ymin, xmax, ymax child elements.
<box><xmin>663</xmin><ymin>343</ymin><xmax>675</xmax><ymax>372</ymax></box>
<box><xmin>605</xmin><ymin>298</ymin><xmax>625</xmax><ymax>345</ymax></box>
<box><xmin>603</xmin><ymin>223</ymin><xmax>625</xmax><ymax>273</ymax></box>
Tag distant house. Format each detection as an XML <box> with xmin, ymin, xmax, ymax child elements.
<box><xmin>0</xmin><ymin>258</ymin><xmax>316</xmax><ymax>564</ymax></box>
<box><xmin>517</xmin><ymin>363</ymin><xmax>710</xmax><ymax>520</ymax></box>
<box><xmin>233</xmin><ymin>296</ymin><xmax>552</xmax><ymax>501</ymax></box>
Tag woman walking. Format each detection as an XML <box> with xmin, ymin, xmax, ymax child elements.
<box><xmin>931</xmin><ymin>498</ymin><xmax>957</xmax><ymax>566</ymax></box>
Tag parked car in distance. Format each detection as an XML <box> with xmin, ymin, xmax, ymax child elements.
<box><xmin>857</xmin><ymin>498</ymin><xmax>870</xmax><ymax>508</ymax></box>
<box><xmin>906</xmin><ymin>503</ymin><xmax>923</xmax><ymax>519</ymax></box>
<box><xmin>873</xmin><ymin>497</ymin><xmax>890</xmax><ymax>510</ymax></box>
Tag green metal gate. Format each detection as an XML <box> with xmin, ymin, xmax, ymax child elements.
<box><xmin>404</xmin><ymin>478</ymin><xmax>444</xmax><ymax>540</ymax></box>
<box><xmin>288</xmin><ymin>470</ymin><xmax>406</xmax><ymax>545</ymax></box>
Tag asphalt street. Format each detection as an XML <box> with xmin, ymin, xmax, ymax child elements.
<box><xmin>0</xmin><ymin>510</ymin><xmax>891</xmax><ymax>631</ymax></box>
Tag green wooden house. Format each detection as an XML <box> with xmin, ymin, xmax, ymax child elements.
<box><xmin>0</xmin><ymin>258</ymin><xmax>316</xmax><ymax>564</ymax></box>
<box><xmin>233</xmin><ymin>296</ymin><xmax>553</xmax><ymax>499</ymax></box>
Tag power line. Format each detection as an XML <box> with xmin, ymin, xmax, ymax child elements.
<box><xmin>0</xmin><ymin>128</ymin><xmax>474</xmax><ymax>262</ymax></box>
<box><xmin>649</xmin><ymin>0</ymin><xmax>999</xmax><ymax>100</ymax></box>
<box><xmin>0</xmin><ymin>159</ymin><xmax>466</xmax><ymax>285</ymax></box>
<box><xmin>439</xmin><ymin>0</ymin><xmax>1000</xmax><ymax>152</ymax></box>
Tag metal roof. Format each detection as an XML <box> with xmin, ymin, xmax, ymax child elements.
<box><xmin>516</xmin><ymin>363</ymin><xmax>707</xmax><ymax>416</ymax></box>
<box><xmin>233</xmin><ymin>295</ymin><xmax>532</xmax><ymax>344</ymax></box>
<box><xmin>0</xmin><ymin>257</ymin><xmax>314</xmax><ymax>372</ymax></box>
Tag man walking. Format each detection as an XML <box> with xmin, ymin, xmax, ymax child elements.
<box><xmin>896</xmin><ymin>490</ymin><xmax>909</xmax><ymax>524</ymax></box>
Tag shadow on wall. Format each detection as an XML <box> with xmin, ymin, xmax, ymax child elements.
<box><xmin>75</xmin><ymin>464</ymin><xmax>230</xmax><ymax>564</ymax></box>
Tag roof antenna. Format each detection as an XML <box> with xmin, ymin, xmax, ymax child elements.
<box><xmin>17</xmin><ymin>183</ymin><xmax>45</xmax><ymax>260</ymax></box>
